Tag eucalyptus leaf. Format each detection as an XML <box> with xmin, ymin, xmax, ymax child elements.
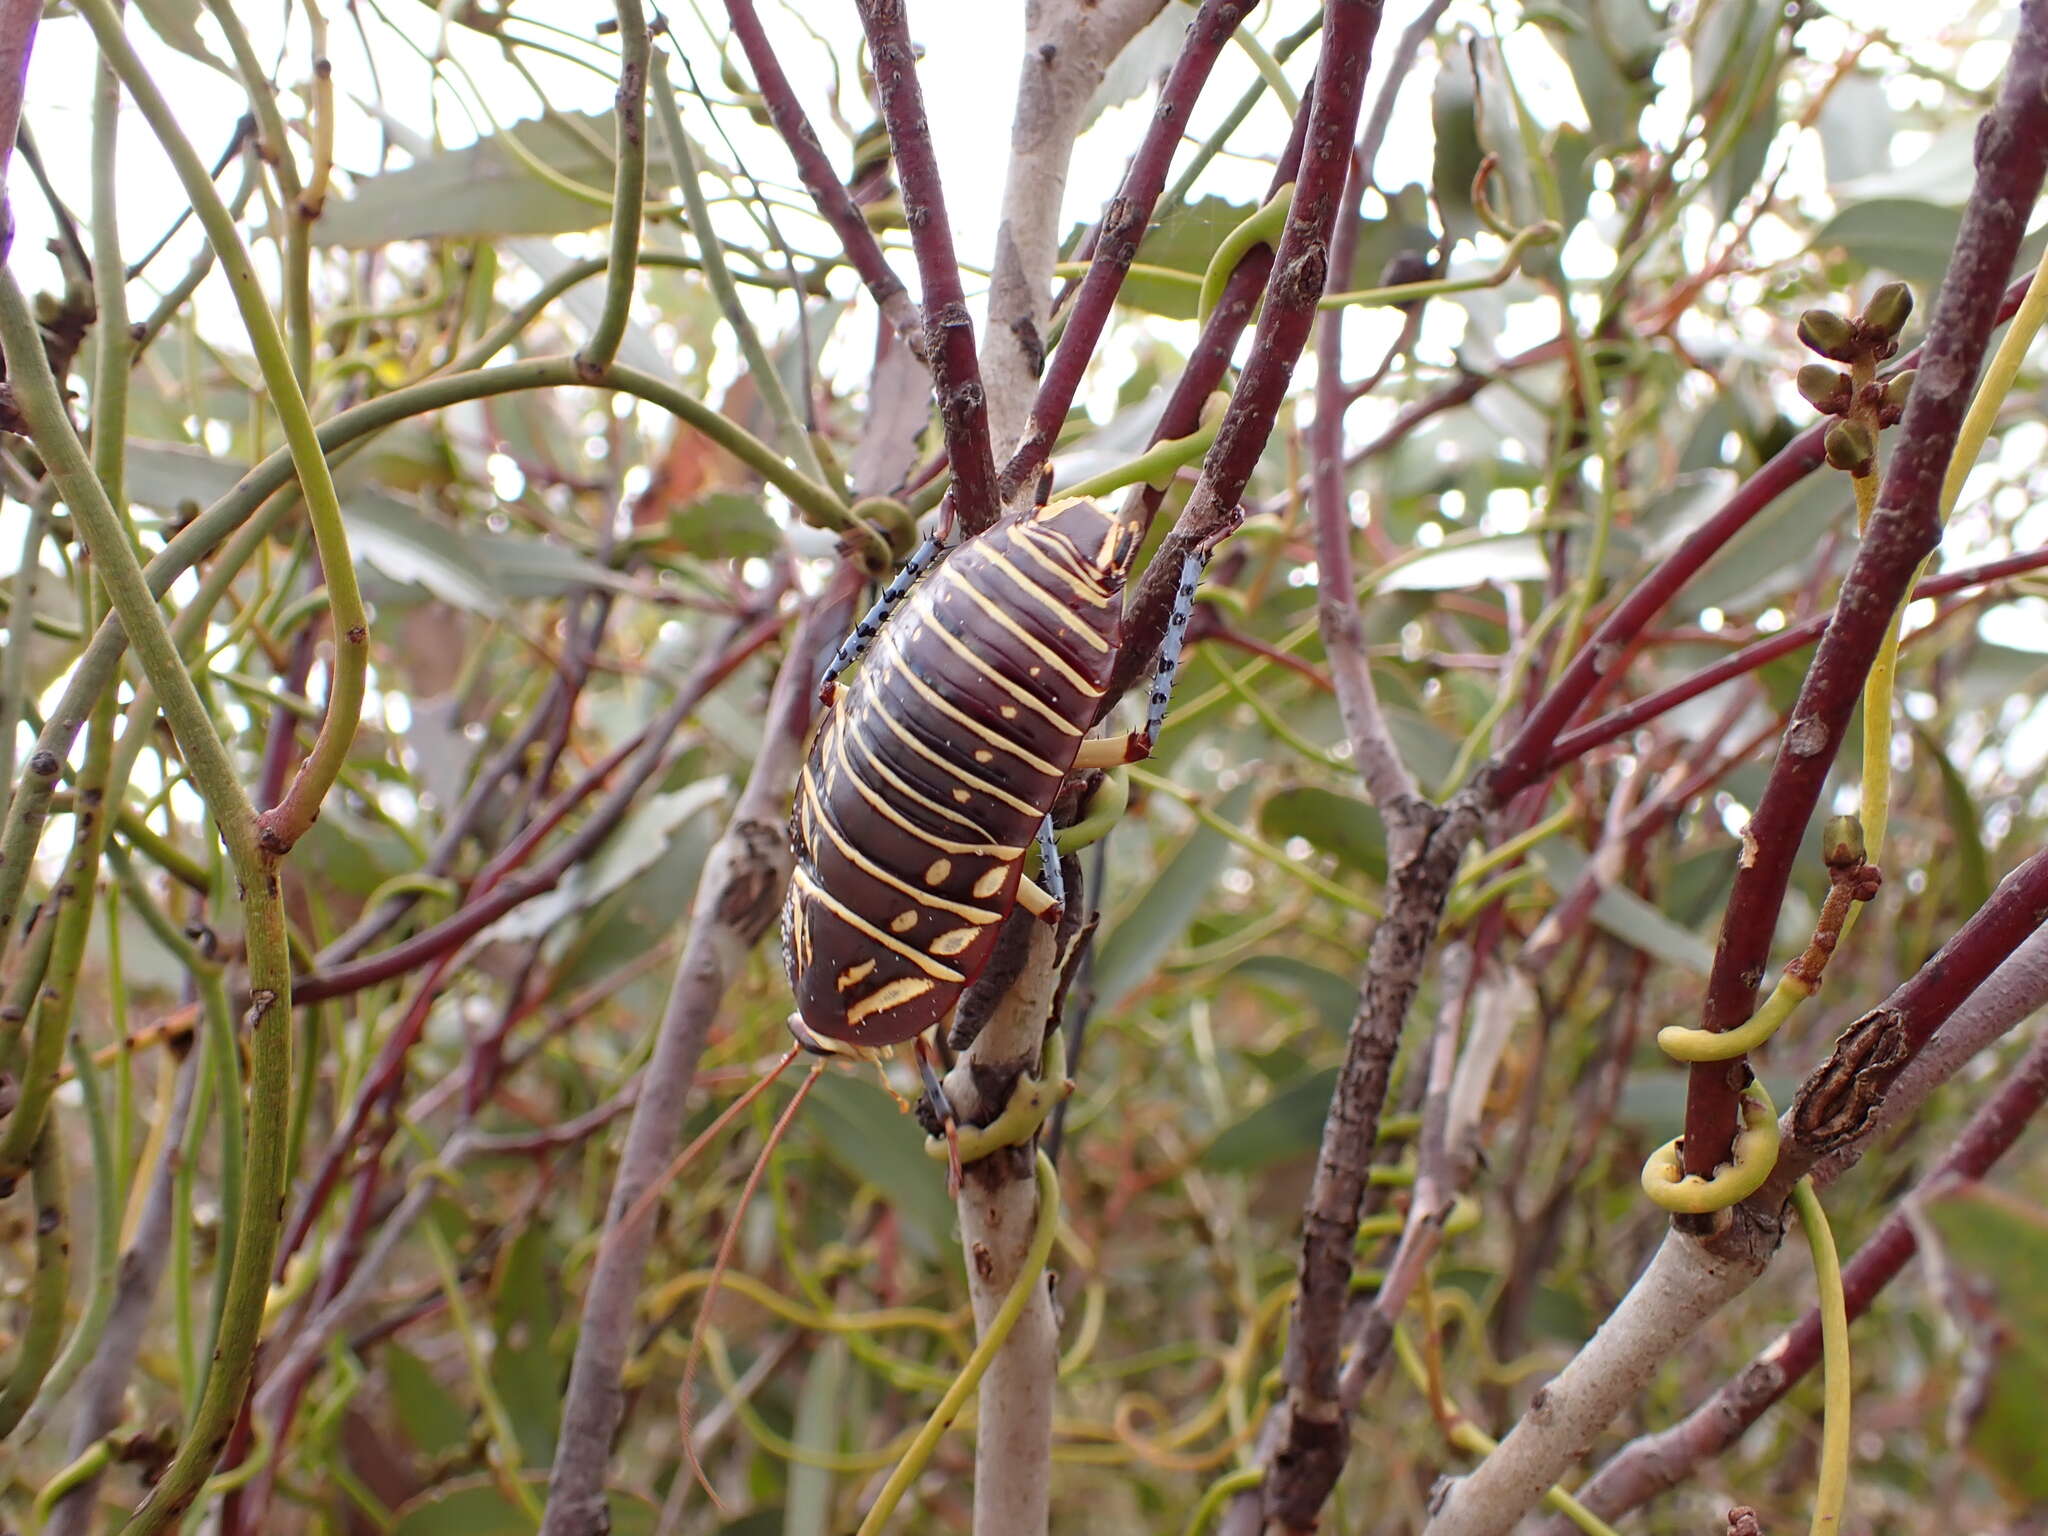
<box><xmin>1202</xmin><ymin>1068</ymin><xmax>1337</xmax><ymax>1171</ymax></box>
<box><xmin>1810</xmin><ymin>199</ymin><xmax>1963</xmax><ymax>286</ymax></box>
<box><xmin>1124</xmin><ymin>197</ymin><xmax>1254</xmax><ymax>320</ymax></box>
<box><xmin>1531</xmin><ymin>840</ymin><xmax>1714</xmax><ymax>974</ymax></box>
<box><xmin>1259</xmin><ymin>786</ymin><xmax>1387</xmax><ymax>881</ymax></box>
<box><xmin>671</xmin><ymin>492</ymin><xmax>783</xmax><ymax>561</ymax></box>
<box><xmin>801</xmin><ymin>1071</ymin><xmax>956</xmax><ymax>1256</ymax></box>
<box><xmin>1818</xmin><ymin>74</ymin><xmax>1896</xmax><ymax>187</ymax></box>
<box><xmin>489</xmin><ymin>1227</ymin><xmax>563</xmax><ymax>1466</ymax></box>
<box><xmin>1226</xmin><ymin>954</ymin><xmax>1359</xmax><ymax>1038</ymax></box>
<box><xmin>1093</xmin><ymin>784</ymin><xmax>1253</xmax><ymax>1011</ymax></box>
<box><xmin>383</xmin><ymin>1345</ymin><xmax>471</xmax><ymax>1460</ymax></box>
<box><xmin>481</xmin><ymin>779</ymin><xmax>728</xmax><ymax>945</ymax></box>
<box><xmin>1926</xmin><ymin>1185</ymin><xmax>2048</xmax><ymax>1502</ymax></box>
<box><xmin>320</xmin><ymin>111</ymin><xmax>672</xmax><ymax>245</ymax></box>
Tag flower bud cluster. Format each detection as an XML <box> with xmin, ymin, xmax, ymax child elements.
<box><xmin>1795</xmin><ymin>283</ymin><xmax>1917</xmax><ymax>474</ymax></box>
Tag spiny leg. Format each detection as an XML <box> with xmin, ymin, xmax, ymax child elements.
<box><xmin>1142</xmin><ymin>548</ymin><xmax>1209</xmax><ymax>751</ymax></box>
<box><xmin>1035</xmin><ymin>813</ymin><xmax>1066</xmax><ymax>917</ymax></box>
<box><xmin>818</xmin><ymin>530</ymin><xmax>947</xmax><ymax>706</ymax></box>
<box><xmin>1068</xmin><ymin>546</ymin><xmax>1216</xmax><ymax>770</ymax></box>
<box><xmin>914</xmin><ymin>1033</ymin><xmax>963</xmax><ymax>1195</ymax></box>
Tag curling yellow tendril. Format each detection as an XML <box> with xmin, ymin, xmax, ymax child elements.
<box><xmin>1639</xmin><ymin>1080</ymin><xmax>1780</xmax><ymax>1215</ymax></box>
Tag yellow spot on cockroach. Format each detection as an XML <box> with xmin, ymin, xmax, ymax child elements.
<box><xmin>974</xmin><ymin>749</ymin><xmax>994</xmax><ymax>764</ymax></box>
<box><xmin>1001</xmin><ymin>705</ymin><xmax>1018</xmax><ymax>719</ymax></box>
<box><xmin>972</xmin><ymin>867</ymin><xmax>1006</xmax><ymax>899</ymax></box>
<box><xmin>836</xmin><ymin>959</ymin><xmax>877</xmax><ymax>991</ymax></box>
<box><xmin>925</xmin><ymin>858</ymin><xmax>953</xmax><ymax>885</ymax></box>
<box><xmin>847</xmin><ymin>976</ymin><xmax>933</xmax><ymax>1026</ymax></box>
<box><xmin>930</xmin><ymin>927</ymin><xmax>980</xmax><ymax>957</ymax></box>
<box><xmin>1029</xmin><ymin>665</ymin><xmax>1042</xmax><ymax>677</ymax></box>
<box><xmin>953</xmin><ymin>788</ymin><xmax>972</xmax><ymax>803</ymax></box>
<box><xmin>890</xmin><ymin>911</ymin><xmax>918</xmax><ymax>934</ymax></box>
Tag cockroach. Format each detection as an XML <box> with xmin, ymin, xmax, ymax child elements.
<box><xmin>659</xmin><ymin>493</ymin><xmax>1214</xmax><ymax>1502</ymax></box>
<box><xmin>781</xmin><ymin>493</ymin><xmax>1203</xmax><ymax>1066</ymax></box>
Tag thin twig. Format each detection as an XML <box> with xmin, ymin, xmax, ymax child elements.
<box><xmin>721</xmin><ymin>0</ymin><xmax>925</xmax><ymax>354</ymax></box>
<box><xmin>855</xmin><ymin>0</ymin><xmax>1002</xmax><ymax>533</ymax></box>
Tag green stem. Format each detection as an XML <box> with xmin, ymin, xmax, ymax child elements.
<box><xmin>422</xmin><ymin>1220</ymin><xmax>546</xmax><ymax>1523</ymax></box>
<box><xmin>855</xmin><ymin>1153</ymin><xmax>1061</xmax><ymax>1536</ymax></box>
<box><xmin>0</xmin><ymin>489</ymin><xmax>51</xmax><ymax>824</ymax></box>
<box><xmin>0</xmin><ymin>346</ymin><xmax>845</xmax><ymax>960</ymax></box>
<box><xmin>1183</xmin><ymin>1468</ymin><xmax>1265</xmax><ymax>1536</ymax></box>
<box><xmin>0</xmin><ymin>885</ymin><xmax>61</xmax><ymax>1063</ymax></box>
<box><xmin>649</xmin><ymin>45</ymin><xmax>824</xmax><ymax>488</ymax></box>
<box><xmin>1229</xmin><ymin>25</ymin><xmax>1298</xmax><ymax>115</ymax></box>
<box><xmin>0</xmin><ymin>1130</ymin><xmax>71</xmax><ymax>1436</ymax></box>
<box><xmin>1199</xmin><ymin>183</ymin><xmax>1294</xmax><ymax>325</ymax></box>
<box><xmin>0</xmin><ymin>698</ymin><xmax>117</xmax><ymax>1178</ymax></box>
<box><xmin>78</xmin><ymin>0</ymin><xmax>366</xmax><ymax>855</ymax></box>
<box><xmin>0</xmin><ymin>263</ymin><xmax>293</xmax><ymax>1536</ymax></box>
<box><xmin>197</xmin><ymin>0</ymin><xmax>311</xmax><ymax>380</ymax></box>
<box><xmin>1793</xmin><ymin>1176</ymin><xmax>1851</xmax><ymax>1536</ymax></box>
<box><xmin>33</xmin><ymin>1434</ymin><xmax>122</xmax><ymax>1526</ymax></box>
<box><xmin>21</xmin><ymin>1025</ymin><xmax>123</xmax><ymax>1431</ymax></box>
<box><xmin>1317</xmin><ymin>220</ymin><xmax>1560</xmax><ymax>308</ymax></box>
<box><xmin>1059</xmin><ymin>394</ymin><xmax>1227</xmax><ymax>501</ymax></box>
<box><xmin>90</xmin><ymin>25</ymin><xmax>130</xmax><ymax>528</ymax></box>
<box><xmin>579</xmin><ymin>0</ymin><xmax>649</xmax><ymax>374</ymax></box>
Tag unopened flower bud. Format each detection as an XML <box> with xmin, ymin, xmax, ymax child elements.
<box><xmin>1882</xmin><ymin>369</ymin><xmax>1916</xmax><ymax>417</ymax></box>
<box><xmin>1797</xmin><ymin>308</ymin><xmax>1860</xmax><ymax>362</ymax></box>
<box><xmin>1824</xmin><ymin>417</ymin><xmax>1876</xmax><ymax>477</ymax></box>
<box><xmin>1822</xmin><ymin>814</ymin><xmax>1866</xmax><ymax>870</ymax></box>
<box><xmin>1862</xmin><ymin>282</ymin><xmax>1913</xmax><ymax>340</ymax></box>
<box><xmin>1796</xmin><ymin>364</ymin><xmax>1853</xmax><ymax>416</ymax></box>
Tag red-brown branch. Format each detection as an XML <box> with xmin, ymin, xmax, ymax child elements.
<box><xmin>1544</xmin><ymin>545</ymin><xmax>2048</xmax><ymax>769</ymax></box>
<box><xmin>292</xmin><ymin>608</ymin><xmax>781</xmax><ymax>1008</ymax></box>
<box><xmin>855</xmin><ymin>0</ymin><xmax>1002</xmax><ymax>534</ymax></box>
<box><xmin>1679</xmin><ymin>9</ymin><xmax>2048</xmax><ymax>1177</ymax></box>
<box><xmin>721</xmin><ymin>0</ymin><xmax>925</xmax><ymax>354</ymax></box>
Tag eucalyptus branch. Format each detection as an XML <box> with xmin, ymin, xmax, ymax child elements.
<box><xmin>855</xmin><ymin>0</ymin><xmax>1002</xmax><ymax>533</ymax></box>
<box><xmin>1313</xmin><ymin>116</ymin><xmax>1421</xmax><ymax>826</ymax></box>
<box><xmin>579</xmin><ymin>0</ymin><xmax>648</xmax><ymax>376</ymax></box>
<box><xmin>999</xmin><ymin>0</ymin><xmax>1248</xmax><ymax>498</ymax></box>
<box><xmin>978</xmin><ymin>0</ymin><xmax>1166</xmax><ymax>463</ymax></box>
<box><xmin>1557</xmin><ymin>931</ymin><xmax>2048</xmax><ymax>1532</ymax></box>
<box><xmin>1422</xmin><ymin>845</ymin><xmax>2048</xmax><ymax>1536</ymax></box>
<box><xmin>1103</xmin><ymin>87</ymin><xmax>1318</xmax><ymax>704</ymax></box>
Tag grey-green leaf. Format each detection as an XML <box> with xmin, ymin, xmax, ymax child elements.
<box><xmin>1093</xmin><ymin>785</ymin><xmax>1252</xmax><ymax>1012</ymax></box>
